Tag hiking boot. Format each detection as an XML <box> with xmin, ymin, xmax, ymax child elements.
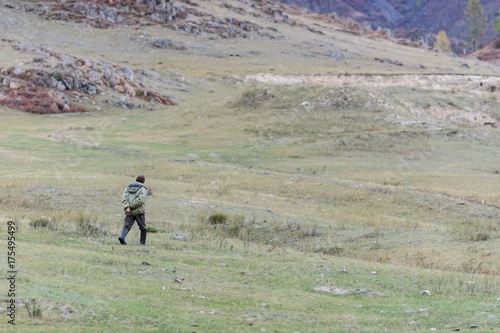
<box><xmin>118</xmin><ymin>227</ymin><xmax>128</xmax><ymax>245</ymax></box>
<box><xmin>140</xmin><ymin>229</ymin><xmax>147</xmax><ymax>245</ymax></box>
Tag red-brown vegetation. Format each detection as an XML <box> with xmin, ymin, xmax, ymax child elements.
<box><xmin>0</xmin><ymin>86</ymin><xmax>86</xmax><ymax>114</ymax></box>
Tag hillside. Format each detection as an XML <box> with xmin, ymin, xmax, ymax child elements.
<box><xmin>275</xmin><ymin>0</ymin><xmax>500</xmax><ymax>46</ymax></box>
<box><xmin>1</xmin><ymin>0</ymin><xmax>500</xmax><ymax>332</ymax></box>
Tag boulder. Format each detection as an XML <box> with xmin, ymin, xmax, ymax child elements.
<box><xmin>56</xmin><ymin>81</ymin><xmax>67</xmax><ymax>91</ymax></box>
<box><xmin>124</xmin><ymin>83</ymin><xmax>135</xmax><ymax>96</ymax></box>
<box><xmin>116</xmin><ymin>67</ymin><xmax>134</xmax><ymax>82</ymax></box>
<box><xmin>82</xmin><ymin>84</ymin><xmax>97</xmax><ymax>95</ymax></box>
<box><xmin>103</xmin><ymin>66</ymin><xmax>113</xmax><ymax>80</ymax></box>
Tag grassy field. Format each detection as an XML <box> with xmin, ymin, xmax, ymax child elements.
<box><xmin>1</xmin><ymin>0</ymin><xmax>500</xmax><ymax>331</ymax></box>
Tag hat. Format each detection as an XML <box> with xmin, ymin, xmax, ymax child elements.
<box><xmin>136</xmin><ymin>175</ymin><xmax>145</xmax><ymax>183</ymax></box>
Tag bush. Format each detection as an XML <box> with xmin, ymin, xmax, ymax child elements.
<box><xmin>468</xmin><ymin>232</ymin><xmax>490</xmax><ymax>242</ymax></box>
<box><xmin>195</xmin><ymin>209</ymin><xmax>320</xmax><ymax>249</ymax></box>
<box><xmin>24</xmin><ymin>299</ymin><xmax>42</xmax><ymax>318</ymax></box>
<box><xmin>208</xmin><ymin>213</ymin><xmax>228</xmax><ymax>225</ymax></box>
<box><xmin>75</xmin><ymin>210</ymin><xmax>103</xmax><ymax>236</ymax></box>
<box><xmin>315</xmin><ymin>245</ymin><xmax>343</xmax><ymax>256</ymax></box>
<box><xmin>147</xmin><ymin>226</ymin><xmax>165</xmax><ymax>233</ymax></box>
<box><xmin>29</xmin><ymin>216</ymin><xmax>51</xmax><ymax>229</ymax></box>
<box><xmin>0</xmin><ymin>86</ymin><xmax>86</xmax><ymax>114</ymax></box>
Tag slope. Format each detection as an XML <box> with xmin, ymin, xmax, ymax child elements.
<box><xmin>0</xmin><ymin>0</ymin><xmax>500</xmax><ymax>331</ymax></box>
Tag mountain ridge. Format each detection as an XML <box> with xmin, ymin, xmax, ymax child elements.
<box><xmin>274</xmin><ymin>0</ymin><xmax>500</xmax><ymax>45</ymax></box>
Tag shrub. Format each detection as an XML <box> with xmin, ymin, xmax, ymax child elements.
<box><xmin>75</xmin><ymin>210</ymin><xmax>102</xmax><ymax>236</ymax></box>
<box><xmin>208</xmin><ymin>213</ymin><xmax>228</xmax><ymax>225</ymax></box>
<box><xmin>195</xmin><ymin>209</ymin><xmax>321</xmax><ymax>249</ymax></box>
<box><xmin>24</xmin><ymin>299</ymin><xmax>42</xmax><ymax>318</ymax></box>
<box><xmin>0</xmin><ymin>86</ymin><xmax>86</xmax><ymax>114</ymax></box>
<box><xmin>29</xmin><ymin>216</ymin><xmax>51</xmax><ymax>229</ymax></box>
<box><xmin>147</xmin><ymin>226</ymin><xmax>165</xmax><ymax>233</ymax></box>
<box><xmin>315</xmin><ymin>245</ymin><xmax>343</xmax><ymax>256</ymax></box>
<box><xmin>468</xmin><ymin>232</ymin><xmax>490</xmax><ymax>242</ymax></box>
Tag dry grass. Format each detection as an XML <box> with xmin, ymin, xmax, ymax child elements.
<box><xmin>0</xmin><ymin>1</ymin><xmax>500</xmax><ymax>330</ymax></box>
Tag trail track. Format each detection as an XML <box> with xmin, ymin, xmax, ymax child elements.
<box><xmin>245</xmin><ymin>73</ymin><xmax>500</xmax><ymax>93</ymax></box>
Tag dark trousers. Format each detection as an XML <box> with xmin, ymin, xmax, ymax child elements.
<box><xmin>124</xmin><ymin>214</ymin><xmax>147</xmax><ymax>231</ymax></box>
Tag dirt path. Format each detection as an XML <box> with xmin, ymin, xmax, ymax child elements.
<box><xmin>245</xmin><ymin>73</ymin><xmax>500</xmax><ymax>93</ymax></box>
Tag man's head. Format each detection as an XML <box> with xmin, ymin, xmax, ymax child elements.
<box><xmin>136</xmin><ymin>175</ymin><xmax>145</xmax><ymax>184</ymax></box>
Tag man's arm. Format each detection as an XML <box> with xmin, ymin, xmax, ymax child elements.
<box><xmin>122</xmin><ymin>188</ymin><xmax>130</xmax><ymax>210</ymax></box>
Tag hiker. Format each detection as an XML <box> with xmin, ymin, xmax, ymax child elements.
<box><xmin>119</xmin><ymin>175</ymin><xmax>148</xmax><ymax>245</ymax></box>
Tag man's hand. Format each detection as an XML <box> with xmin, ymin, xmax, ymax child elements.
<box><xmin>125</xmin><ymin>207</ymin><xmax>131</xmax><ymax>213</ymax></box>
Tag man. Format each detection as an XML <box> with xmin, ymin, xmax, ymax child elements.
<box><xmin>119</xmin><ymin>175</ymin><xmax>148</xmax><ymax>245</ymax></box>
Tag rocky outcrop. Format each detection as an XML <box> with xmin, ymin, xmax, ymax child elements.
<box><xmin>15</xmin><ymin>0</ymin><xmax>290</xmax><ymax>39</ymax></box>
<box><xmin>0</xmin><ymin>38</ymin><xmax>177</xmax><ymax>114</ymax></box>
<box><xmin>12</xmin><ymin>0</ymin><xmax>338</xmax><ymax>40</ymax></box>
<box><xmin>27</xmin><ymin>0</ymin><xmax>184</xmax><ymax>28</ymax></box>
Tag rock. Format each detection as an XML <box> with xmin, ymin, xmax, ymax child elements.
<box><xmin>151</xmin><ymin>38</ymin><xmax>186</xmax><ymax>50</ymax></box>
<box><xmin>72</xmin><ymin>78</ymin><xmax>82</xmax><ymax>91</ymax></box>
<box><xmin>358</xmin><ymin>21</ymin><xmax>373</xmax><ymax>32</ymax></box>
<box><xmin>94</xmin><ymin>224</ymin><xmax>108</xmax><ymax>234</ymax></box>
<box><xmin>109</xmin><ymin>77</ymin><xmax>118</xmax><ymax>87</ymax></box>
<box><xmin>12</xmin><ymin>68</ymin><xmax>25</xmax><ymax>76</ymax></box>
<box><xmin>103</xmin><ymin>66</ymin><xmax>113</xmax><ymax>80</ymax></box>
<box><xmin>162</xmin><ymin>267</ymin><xmax>176</xmax><ymax>273</ymax></box>
<box><xmin>59</xmin><ymin>304</ymin><xmax>77</xmax><ymax>319</ymax></box>
<box><xmin>89</xmin><ymin>70</ymin><xmax>102</xmax><ymax>83</ymax></box>
<box><xmin>9</xmin><ymin>81</ymin><xmax>19</xmax><ymax>89</ymax></box>
<box><xmin>116</xmin><ymin>67</ymin><xmax>134</xmax><ymax>82</ymax></box>
<box><xmin>50</xmin><ymin>77</ymin><xmax>58</xmax><ymax>88</ymax></box>
<box><xmin>49</xmin><ymin>102</ymin><xmax>59</xmax><ymax>113</ymax></box>
<box><xmin>313</xmin><ymin>286</ymin><xmax>385</xmax><ymax>297</ymax></box>
<box><xmin>82</xmin><ymin>84</ymin><xmax>97</xmax><ymax>95</ymax></box>
<box><xmin>422</xmin><ymin>290</ymin><xmax>431</xmax><ymax>296</ymax></box>
<box><xmin>115</xmin><ymin>100</ymin><xmax>140</xmax><ymax>109</ymax></box>
<box><xmin>124</xmin><ymin>83</ymin><xmax>136</xmax><ymax>96</ymax></box>
<box><xmin>56</xmin><ymin>81</ymin><xmax>67</xmax><ymax>90</ymax></box>
<box><xmin>172</xmin><ymin>233</ymin><xmax>188</xmax><ymax>241</ymax></box>
<box><xmin>53</xmin><ymin>93</ymin><xmax>65</xmax><ymax>105</ymax></box>
<box><xmin>62</xmin><ymin>78</ymin><xmax>74</xmax><ymax>90</ymax></box>
<box><xmin>152</xmin><ymin>38</ymin><xmax>174</xmax><ymax>48</ymax></box>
